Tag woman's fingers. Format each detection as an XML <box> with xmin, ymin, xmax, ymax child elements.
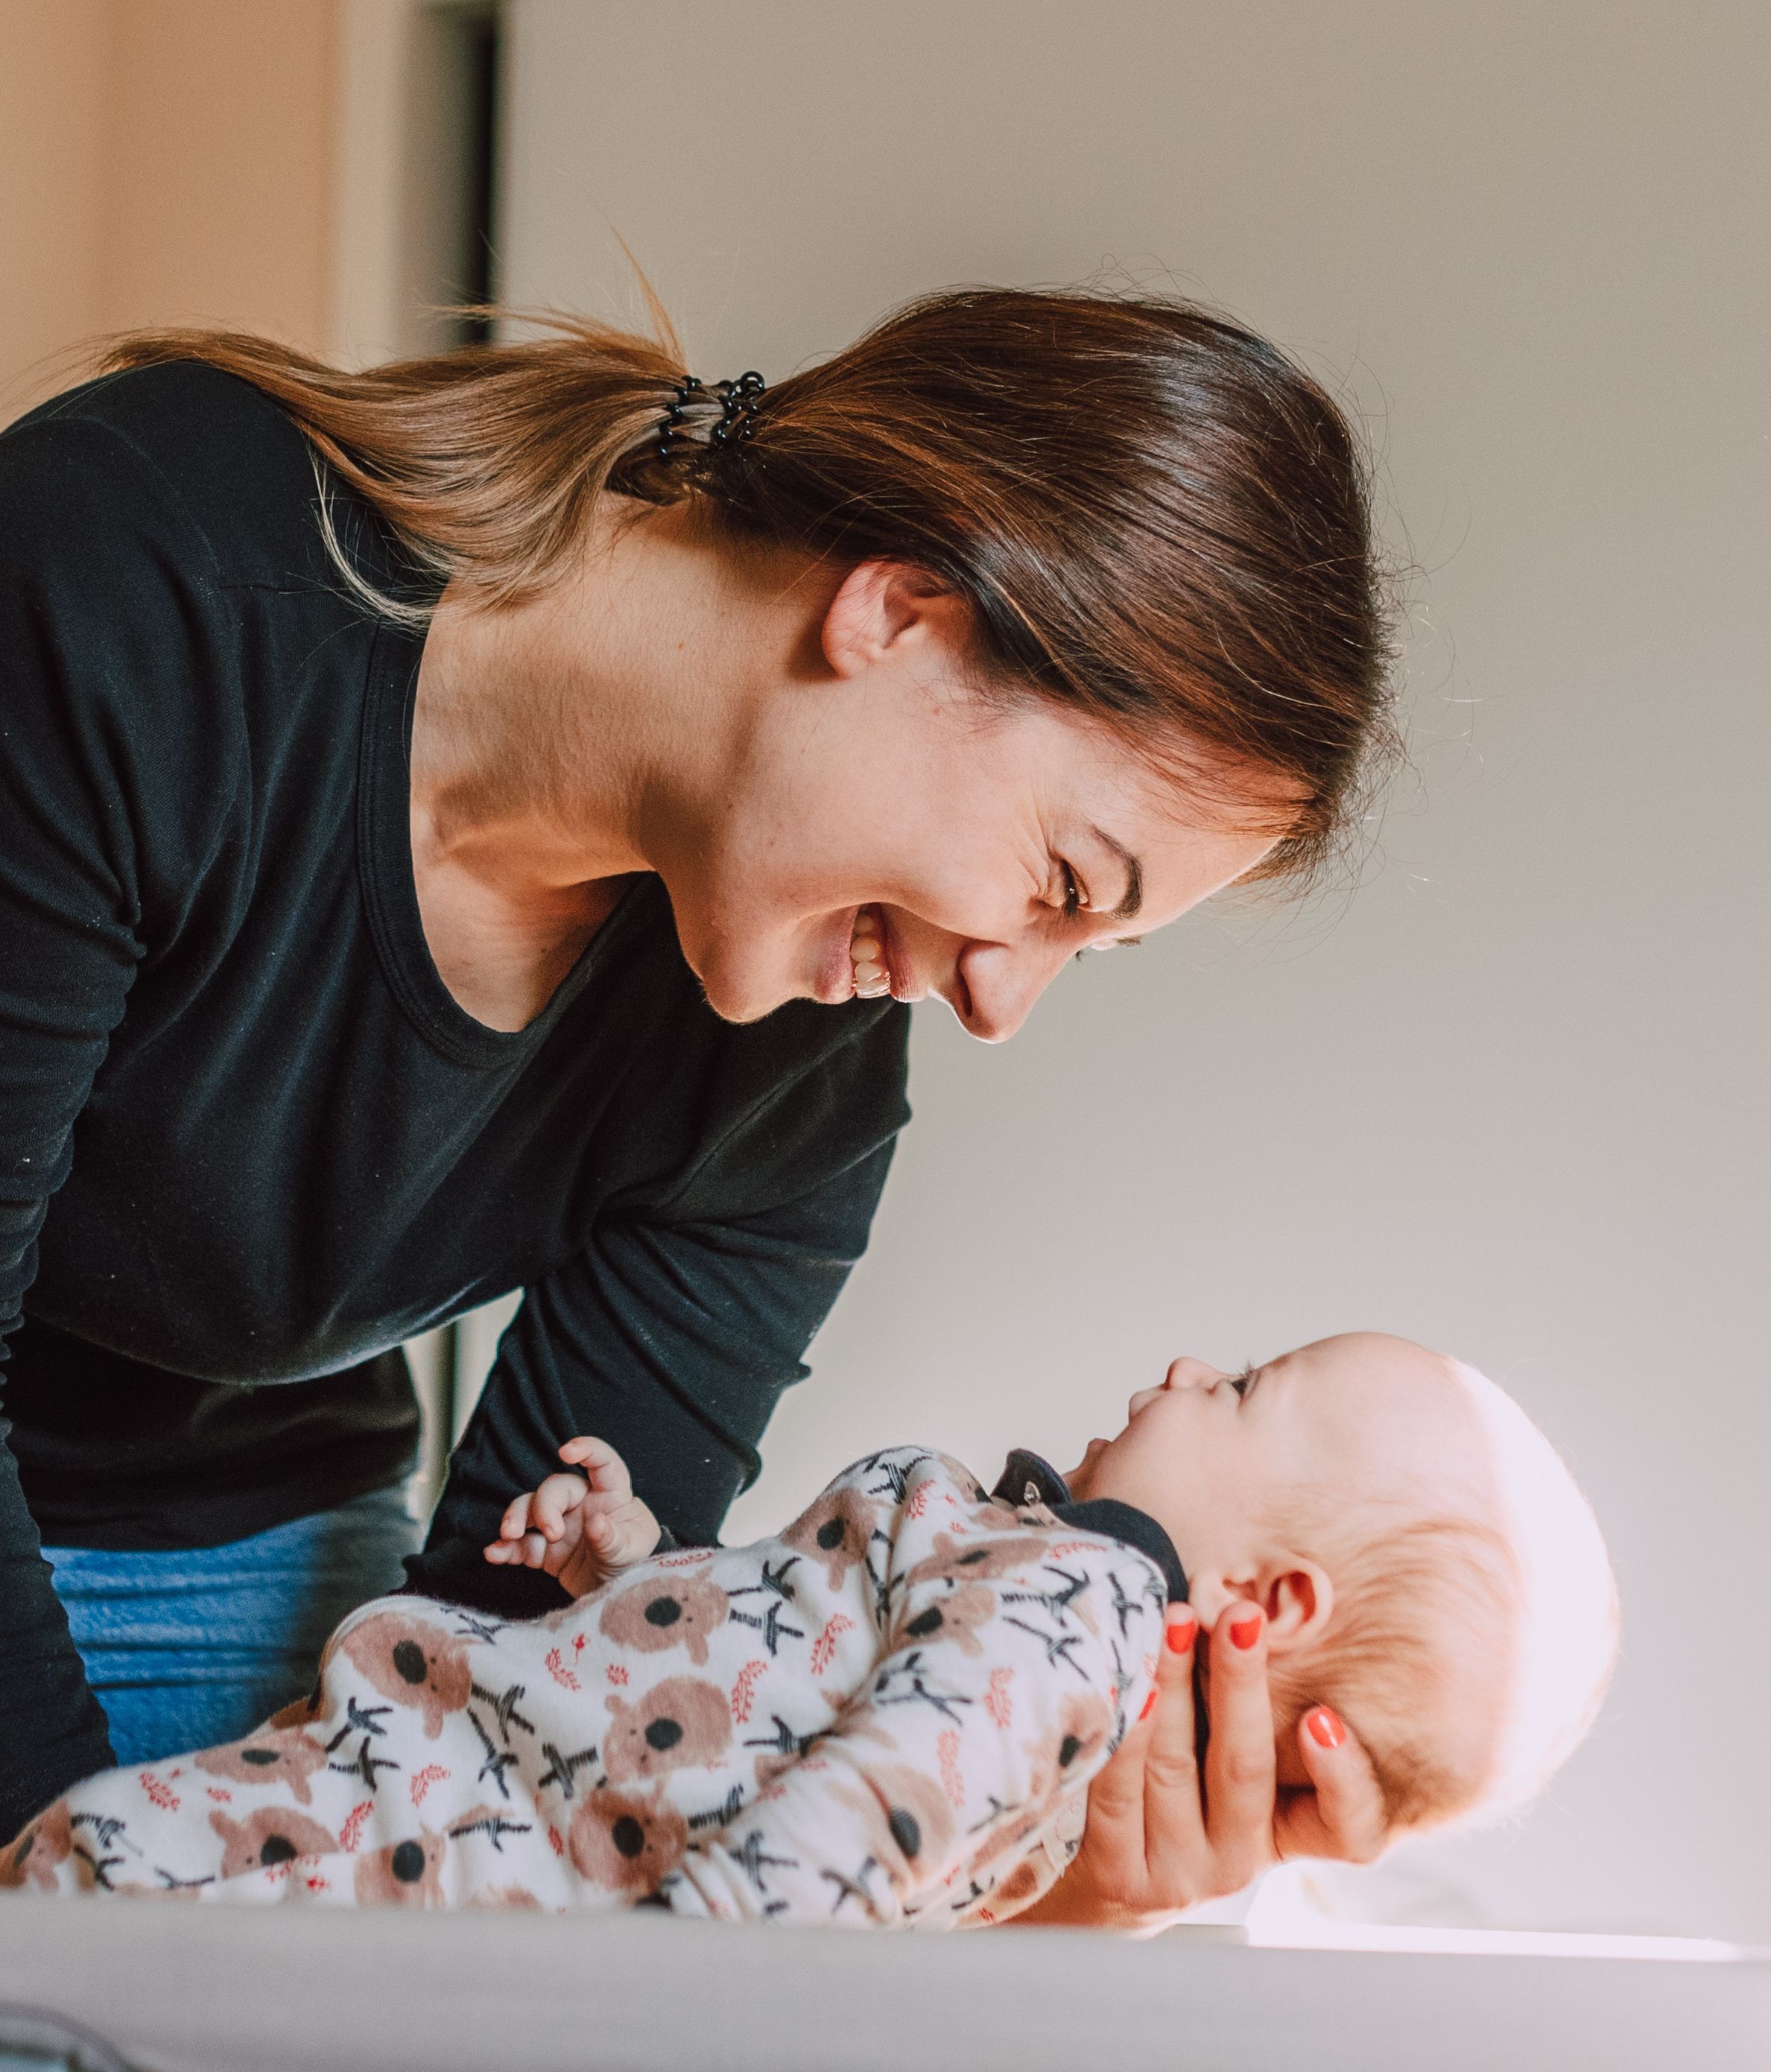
<box><xmin>1275</xmin><ymin>1705</ymin><xmax>1390</xmax><ymax>1866</ymax></box>
<box><xmin>1083</xmin><ymin>1688</ymin><xmax>1156</xmax><ymax>1839</ymax></box>
<box><xmin>1141</xmin><ymin>1607</ymin><xmax>1207</xmax><ymax>1885</ymax></box>
<box><xmin>1199</xmin><ymin>1601</ymin><xmax>1279</xmax><ymax>1892</ymax></box>
<box><xmin>1030</xmin><ymin>1601</ymin><xmax>1390</xmax><ymax>1930</ymax></box>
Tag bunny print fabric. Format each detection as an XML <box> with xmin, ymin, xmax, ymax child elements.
<box><xmin>4</xmin><ymin>1448</ymin><xmax>1165</xmax><ymax>1927</ymax></box>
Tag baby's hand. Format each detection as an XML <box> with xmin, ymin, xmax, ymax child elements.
<box><xmin>482</xmin><ymin>1436</ymin><xmax>662</xmax><ymax>1597</ymax></box>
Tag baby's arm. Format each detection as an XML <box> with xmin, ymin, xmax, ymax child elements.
<box><xmin>482</xmin><ymin>1436</ymin><xmax>662</xmax><ymax>1597</ymax></box>
<box><xmin>656</xmin><ymin>1452</ymin><xmax>1165</xmax><ymax>1928</ymax></box>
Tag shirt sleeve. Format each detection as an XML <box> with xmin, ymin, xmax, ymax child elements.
<box><xmin>0</xmin><ymin>408</ymin><xmax>237</xmax><ymax>1838</ymax></box>
<box><xmin>407</xmin><ymin>1005</ymin><xmax>910</xmax><ymax>1614</ymax></box>
<box><xmin>653</xmin><ymin>1451</ymin><xmax>1165</xmax><ymax>1928</ymax></box>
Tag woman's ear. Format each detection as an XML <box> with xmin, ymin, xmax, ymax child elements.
<box><xmin>821</xmin><ymin>560</ymin><xmax>966</xmax><ymax>679</ymax></box>
<box><xmin>1260</xmin><ymin>1561</ymin><xmax>1334</xmax><ymax>1653</ymax></box>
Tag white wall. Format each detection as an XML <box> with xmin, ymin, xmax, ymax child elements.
<box><xmin>498</xmin><ymin>1</ymin><xmax>1770</xmax><ymax>1940</ymax></box>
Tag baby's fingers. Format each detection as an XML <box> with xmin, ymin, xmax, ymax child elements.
<box><xmin>495</xmin><ymin>1492</ymin><xmax>536</xmax><ymax>1543</ymax></box>
<box><xmin>557</xmin><ymin>1435</ymin><xmax>633</xmax><ymax>1500</ymax></box>
<box><xmin>580</xmin><ymin>1508</ymin><xmax>615</xmax><ymax>1552</ymax></box>
<box><xmin>484</xmin><ymin>1492</ymin><xmax>542</xmax><ymax>1568</ymax></box>
<box><xmin>528</xmin><ymin>1469</ymin><xmax>591</xmax><ymax>1543</ymax></box>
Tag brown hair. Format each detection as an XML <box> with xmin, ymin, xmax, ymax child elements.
<box><xmin>101</xmin><ymin>287</ymin><xmax>1398</xmax><ymax>882</ymax></box>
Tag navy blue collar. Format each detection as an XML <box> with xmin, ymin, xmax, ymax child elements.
<box><xmin>992</xmin><ymin>1449</ymin><xmax>1188</xmax><ymax>1605</ymax></box>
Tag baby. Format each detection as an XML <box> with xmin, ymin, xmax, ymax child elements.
<box><xmin>3</xmin><ymin>1333</ymin><xmax>1616</xmax><ymax>1925</ymax></box>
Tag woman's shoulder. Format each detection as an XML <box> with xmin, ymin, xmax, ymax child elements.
<box><xmin>3</xmin><ymin>361</ymin><xmax>338</xmax><ymax>594</ymax></box>
<box><xmin>0</xmin><ymin>366</ymin><xmax>378</xmax><ymax>898</ymax></box>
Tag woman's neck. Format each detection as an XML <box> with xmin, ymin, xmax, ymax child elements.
<box><xmin>405</xmin><ymin>502</ymin><xmax>815</xmax><ymax>1030</ymax></box>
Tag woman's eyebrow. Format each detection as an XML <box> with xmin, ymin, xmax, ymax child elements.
<box><xmin>1088</xmin><ymin>825</ymin><xmax>1144</xmax><ymax>922</ymax></box>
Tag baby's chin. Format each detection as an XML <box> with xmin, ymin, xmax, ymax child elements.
<box><xmin>1061</xmin><ymin>1435</ymin><xmax>1113</xmax><ymax>1495</ymax></box>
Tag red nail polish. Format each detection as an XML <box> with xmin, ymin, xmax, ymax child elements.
<box><xmin>1229</xmin><ymin>1613</ymin><xmax>1262</xmax><ymax>1650</ymax></box>
<box><xmin>1165</xmin><ymin>1615</ymin><xmax>1197</xmax><ymax>1654</ymax></box>
<box><xmin>1139</xmin><ymin>1688</ymin><xmax>1159</xmax><ymax>1722</ymax></box>
<box><xmin>1306</xmin><ymin>1706</ymin><xmax>1346</xmax><ymax>1750</ymax></box>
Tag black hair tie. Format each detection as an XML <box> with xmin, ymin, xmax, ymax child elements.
<box><xmin>656</xmin><ymin>370</ymin><xmax>767</xmax><ymax>463</ymax></box>
<box><xmin>654</xmin><ymin>376</ymin><xmax>702</xmax><ymax>465</ymax></box>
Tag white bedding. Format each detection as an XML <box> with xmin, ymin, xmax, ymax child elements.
<box><xmin>2</xmin><ymin>1894</ymin><xmax>1766</xmax><ymax>2072</ymax></box>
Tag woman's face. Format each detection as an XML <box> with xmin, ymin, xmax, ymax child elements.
<box><xmin>658</xmin><ymin>565</ymin><xmax>1288</xmax><ymax>1036</ymax></box>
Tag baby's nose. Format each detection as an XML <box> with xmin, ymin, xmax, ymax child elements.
<box><xmin>1164</xmin><ymin>1356</ymin><xmax>1223</xmax><ymax>1391</ymax></box>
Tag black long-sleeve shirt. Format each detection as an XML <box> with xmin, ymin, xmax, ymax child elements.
<box><xmin>0</xmin><ymin>364</ymin><xmax>910</xmax><ymax>1840</ymax></box>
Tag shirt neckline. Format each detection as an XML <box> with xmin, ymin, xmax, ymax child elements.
<box><xmin>993</xmin><ymin>1447</ymin><xmax>1190</xmax><ymax>1604</ymax></box>
<box><xmin>355</xmin><ymin>618</ymin><xmax>665</xmax><ymax>1071</ymax></box>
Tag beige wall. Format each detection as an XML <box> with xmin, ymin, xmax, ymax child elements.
<box><xmin>100</xmin><ymin>0</ymin><xmax>340</xmax><ymax>348</ymax></box>
<box><xmin>502</xmin><ymin>0</ymin><xmax>1770</xmax><ymax>1943</ymax></box>
<box><xmin>1</xmin><ymin>0</ymin><xmax>355</xmax><ymax>415</ymax></box>
<box><xmin>0</xmin><ymin>0</ymin><xmax>115</xmax><ymax>408</ymax></box>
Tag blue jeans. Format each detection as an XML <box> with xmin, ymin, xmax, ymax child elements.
<box><xmin>44</xmin><ymin>1486</ymin><xmax>421</xmax><ymax>1767</ymax></box>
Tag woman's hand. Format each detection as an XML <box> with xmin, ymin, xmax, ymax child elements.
<box><xmin>482</xmin><ymin>1436</ymin><xmax>661</xmax><ymax>1598</ymax></box>
<box><xmin>1013</xmin><ymin>1599</ymin><xmax>1390</xmax><ymax>1932</ymax></box>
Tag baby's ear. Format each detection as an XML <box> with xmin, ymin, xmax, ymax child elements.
<box><xmin>1262</xmin><ymin>1562</ymin><xmax>1334</xmax><ymax>1653</ymax></box>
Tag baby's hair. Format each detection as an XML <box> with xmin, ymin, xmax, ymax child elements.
<box><xmin>1266</xmin><ymin>1494</ymin><xmax>1523</xmax><ymax>1833</ymax></box>
<box><xmin>1267</xmin><ymin>1365</ymin><xmax>1620</xmax><ymax>1837</ymax></box>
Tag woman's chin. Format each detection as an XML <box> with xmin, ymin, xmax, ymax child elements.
<box><xmin>700</xmin><ymin>981</ymin><xmax>784</xmax><ymax>1026</ymax></box>
<box><xmin>694</xmin><ymin>957</ymin><xmax>817</xmax><ymax>1025</ymax></box>
<box><xmin>694</xmin><ymin>935</ymin><xmax>867</xmax><ymax>1021</ymax></box>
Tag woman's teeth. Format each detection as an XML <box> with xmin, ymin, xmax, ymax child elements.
<box><xmin>851</xmin><ymin>909</ymin><xmax>890</xmax><ymax>998</ymax></box>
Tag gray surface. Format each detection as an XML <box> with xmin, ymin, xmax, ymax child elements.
<box><xmin>1</xmin><ymin>1896</ymin><xmax>1766</xmax><ymax>2072</ymax></box>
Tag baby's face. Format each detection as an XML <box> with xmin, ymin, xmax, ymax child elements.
<box><xmin>1064</xmin><ymin>1331</ymin><xmax>1483</xmax><ymax>1616</ymax></box>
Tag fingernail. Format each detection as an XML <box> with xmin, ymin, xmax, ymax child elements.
<box><xmin>1165</xmin><ymin>1615</ymin><xmax>1197</xmax><ymax>1654</ymax></box>
<box><xmin>1139</xmin><ymin>1688</ymin><xmax>1159</xmax><ymax>1722</ymax></box>
<box><xmin>1229</xmin><ymin>1611</ymin><xmax>1263</xmax><ymax>1650</ymax></box>
<box><xmin>1306</xmin><ymin>1705</ymin><xmax>1346</xmax><ymax>1750</ymax></box>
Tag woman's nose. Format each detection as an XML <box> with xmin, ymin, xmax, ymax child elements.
<box><xmin>951</xmin><ymin>937</ymin><xmax>1074</xmax><ymax>1043</ymax></box>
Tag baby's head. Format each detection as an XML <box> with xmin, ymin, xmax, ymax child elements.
<box><xmin>1064</xmin><ymin>1332</ymin><xmax>1618</xmax><ymax>1837</ymax></box>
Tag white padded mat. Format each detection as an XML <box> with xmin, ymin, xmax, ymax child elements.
<box><xmin>2</xmin><ymin>1895</ymin><xmax>1766</xmax><ymax>2072</ymax></box>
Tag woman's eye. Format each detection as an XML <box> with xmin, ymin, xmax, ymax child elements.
<box><xmin>1060</xmin><ymin>864</ymin><xmax>1083</xmax><ymax>918</ymax></box>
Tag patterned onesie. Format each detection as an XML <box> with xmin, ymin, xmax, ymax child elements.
<box><xmin>3</xmin><ymin>1448</ymin><xmax>1172</xmax><ymax>1927</ymax></box>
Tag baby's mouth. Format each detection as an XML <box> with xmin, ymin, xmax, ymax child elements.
<box><xmin>850</xmin><ymin>907</ymin><xmax>890</xmax><ymax>999</ymax></box>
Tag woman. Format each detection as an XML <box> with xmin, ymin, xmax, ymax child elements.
<box><xmin>0</xmin><ymin>287</ymin><xmax>1396</xmax><ymax>1923</ymax></box>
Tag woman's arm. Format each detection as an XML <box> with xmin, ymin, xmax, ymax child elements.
<box><xmin>1011</xmin><ymin>1597</ymin><xmax>1390</xmax><ymax>1929</ymax></box>
<box><xmin>0</xmin><ymin>408</ymin><xmax>240</xmax><ymax>1836</ymax></box>
<box><xmin>411</xmin><ymin>1005</ymin><xmax>910</xmax><ymax>1611</ymax></box>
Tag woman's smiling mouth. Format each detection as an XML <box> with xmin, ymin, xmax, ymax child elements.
<box><xmin>850</xmin><ymin>906</ymin><xmax>890</xmax><ymax>998</ymax></box>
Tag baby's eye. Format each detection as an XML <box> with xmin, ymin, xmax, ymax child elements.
<box><xmin>1229</xmin><ymin>1366</ymin><xmax>1255</xmax><ymax>1401</ymax></box>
